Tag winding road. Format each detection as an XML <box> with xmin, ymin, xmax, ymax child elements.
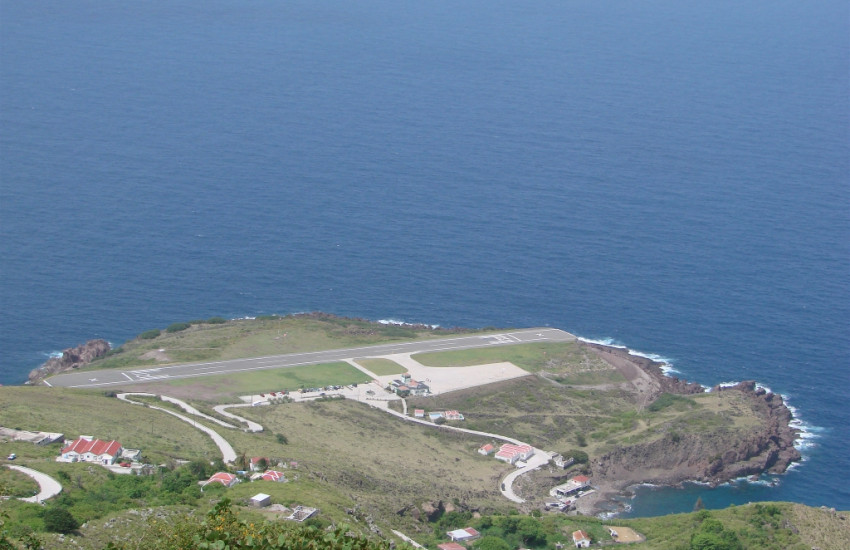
<box><xmin>6</xmin><ymin>465</ymin><xmax>62</xmax><ymax>503</ymax></box>
<box><xmin>116</xmin><ymin>393</ymin><xmax>237</xmax><ymax>464</ymax></box>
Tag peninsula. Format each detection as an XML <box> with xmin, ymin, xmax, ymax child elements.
<box><xmin>2</xmin><ymin>313</ymin><xmax>832</xmax><ymax>550</ymax></box>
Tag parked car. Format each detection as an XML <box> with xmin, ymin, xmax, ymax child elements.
<box><xmin>6</xmin><ymin>453</ymin><xmax>16</xmax><ymax>460</ymax></box>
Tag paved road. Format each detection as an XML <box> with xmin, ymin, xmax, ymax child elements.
<box><xmin>7</xmin><ymin>465</ymin><xmax>62</xmax><ymax>503</ymax></box>
<box><xmin>117</xmin><ymin>393</ymin><xmax>237</xmax><ymax>464</ymax></box>
<box><xmin>46</xmin><ymin>328</ymin><xmax>574</xmax><ymax>389</ymax></box>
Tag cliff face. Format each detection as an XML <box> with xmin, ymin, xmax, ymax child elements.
<box><xmin>28</xmin><ymin>339</ymin><xmax>110</xmax><ymax>384</ymax></box>
<box><xmin>584</xmin><ymin>350</ymin><xmax>802</xmax><ymax>489</ymax></box>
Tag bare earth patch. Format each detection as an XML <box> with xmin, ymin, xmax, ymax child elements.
<box><xmin>140</xmin><ymin>349</ymin><xmax>172</xmax><ymax>362</ymax></box>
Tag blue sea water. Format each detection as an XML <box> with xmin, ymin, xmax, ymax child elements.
<box><xmin>1</xmin><ymin>0</ymin><xmax>848</xmax><ymax>515</ymax></box>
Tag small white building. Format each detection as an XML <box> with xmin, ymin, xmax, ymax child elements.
<box><xmin>447</xmin><ymin>527</ymin><xmax>480</xmax><ymax>542</ymax></box>
<box><xmin>572</xmin><ymin>530</ymin><xmax>591</xmax><ymax>548</ymax></box>
<box><xmin>250</xmin><ymin>493</ymin><xmax>271</xmax><ymax>508</ymax></box>
<box><xmin>478</xmin><ymin>443</ymin><xmax>495</xmax><ymax>455</ymax></box>
<box><xmin>58</xmin><ymin>436</ymin><xmax>123</xmax><ymax>465</ymax></box>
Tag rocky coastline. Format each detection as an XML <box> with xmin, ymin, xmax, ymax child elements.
<box><xmin>577</xmin><ymin>342</ymin><xmax>802</xmax><ymax>515</ymax></box>
<box><xmin>27</xmin><ymin>339</ymin><xmax>110</xmax><ymax>384</ymax></box>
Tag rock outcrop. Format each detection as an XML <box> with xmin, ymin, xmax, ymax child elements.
<box><xmin>583</xmin><ymin>344</ymin><xmax>801</xmax><ymax>493</ymax></box>
<box><xmin>28</xmin><ymin>339</ymin><xmax>110</xmax><ymax>384</ymax></box>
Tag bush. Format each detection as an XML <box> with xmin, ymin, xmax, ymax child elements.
<box><xmin>207</xmin><ymin>316</ymin><xmax>226</xmax><ymax>324</ymax></box>
<box><xmin>43</xmin><ymin>507</ymin><xmax>78</xmax><ymax>534</ymax></box>
<box><xmin>165</xmin><ymin>322</ymin><xmax>191</xmax><ymax>333</ymax></box>
<box><xmin>139</xmin><ymin>329</ymin><xmax>161</xmax><ymax>340</ymax></box>
<box><xmin>564</xmin><ymin>449</ymin><xmax>589</xmax><ymax>464</ymax></box>
<box><xmin>648</xmin><ymin>393</ymin><xmax>695</xmax><ymax>412</ymax></box>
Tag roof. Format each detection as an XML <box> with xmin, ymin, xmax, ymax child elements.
<box><xmin>251</xmin><ymin>493</ymin><xmax>271</xmax><ymax>501</ymax></box>
<box><xmin>437</xmin><ymin>543</ymin><xmax>466</xmax><ymax>550</ymax></box>
<box><xmin>61</xmin><ymin>437</ymin><xmax>122</xmax><ymax>457</ymax></box>
<box><xmin>250</xmin><ymin>457</ymin><xmax>267</xmax><ymax>464</ymax></box>
<box><xmin>572</xmin><ymin>530</ymin><xmax>591</xmax><ymax>541</ymax></box>
<box><xmin>447</xmin><ymin>527</ymin><xmax>480</xmax><ymax>540</ymax></box>
<box><xmin>205</xmin><ymin>472</ymin><xmax>238</xmax><ymax>486</ymax></box>
<box><xmin>572</xmin><ymin>475</ymin><xmax>590</xmax><ymax>483</ymax></box>
<box><xmin>479</xmin><ymin>443</ymin><xmax>494</xmax><ymax>451</ymax></box>
<box><xmin>261</xmin><ymin>470</ymin><xmax>286</xmax><ymax>482</ymax></box>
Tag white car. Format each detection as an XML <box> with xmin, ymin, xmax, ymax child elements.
<box><xmin>6</xmin><ymin>453</ymin><xmax>16</xmax><ymax>460</ymax></box>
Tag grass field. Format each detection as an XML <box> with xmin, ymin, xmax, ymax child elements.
<box><xmin>0</xmin><ymin>387</ymin><xmax>221</xmax><ymax>464</ymax></box>
<box><xmin>354</xmin><ymin>358</ymin><xmax>406</xmax><ymax>376</ymax></box>
<box><xmin>155</xmin><ymin>362</ymin><xmax>371</xmax><ymax>400</ymax></box>
<box><xmin>0</xmin><ymin>466</ymin><xmax>39</xmax><ymax>498</ymax></box>
<box><xmin>404</xmin><ymin>377</ymin><xmax>765</xmax><ymax>461</ymax></box>
<box><xmin>227</xmin><ymin>399</ymin><xmax>512</xmax><ymax>525</ymax></box>
<box><xmin>83</xmin><ymin>315</ymin><xmax>497</xmax><ymax>372</ymax></box>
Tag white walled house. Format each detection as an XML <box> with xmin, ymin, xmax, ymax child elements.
<box><xmin>58</xmin><ymin>436</ymin><xmax>123</xmax><ymax>465</ymax></box>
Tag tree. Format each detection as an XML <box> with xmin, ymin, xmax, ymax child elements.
<box><xmin>576</xmin><ymin>433</ymin><xmax>587</xmax><ymax>447</ymax></box>
<box><xmin>517</xmin><ymin>516</ymin><xmax>545</xmax><ymax>546</ymax></box>
<box><xmin>43</xmin><ymin>507</ymin><xmax>79</xmax><ymax>534</ymax></box>
<box><xmin>473</xmin><ymin>536</ymin><xmax>511</xmax><ymax>550</ymax></box>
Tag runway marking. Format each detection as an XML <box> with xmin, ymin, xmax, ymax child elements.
<box><xmin>485</xmin><ymin>334</ymin><xmax>522</xmax><ymax>344</ymax></box>
<box><xmin>55</xmin><ymin>328</ymin><xmax>573</xmax><ymax>388</ymax></box>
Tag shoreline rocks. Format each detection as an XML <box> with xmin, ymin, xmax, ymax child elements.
<box><xmin>581</xmin><ymin>343</ymin><xmax>801</xmax><ymax>515</ymax></box>
<box><xmin>28</xmin><ymin>339</ymin><xmax>110</xmax><ymax>384</ymax></box>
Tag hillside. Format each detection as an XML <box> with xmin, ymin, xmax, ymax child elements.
<box><xmin>1</xmin><ymin>315</ymin><xmax>835</xmax><ymax>549</ymax></box>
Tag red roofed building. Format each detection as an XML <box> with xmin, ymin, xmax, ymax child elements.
<box><xmin>437</xmin><ymin>543</ymin><xmax>466</xmax><ymax>550</ymax></box>
<box><xmin>572</xmin><ymin>475</ymin><xmax>590</xmax><ymax>484</ymax></box>
<box><xmin>495</xmin><ymin>443</ymin><xmax>534</xmax><ymax>464</ymax></box>
<box><xmin>572</xmin><ymin>529</ymin><xmax>591</xmax><ymax>548</ymax></box>
<box><xmin>203</xmin><ymin>472</ymin><xmax>240</xmax><ymax>488</ymax></box>
<box><xmin>261</xmin><ymin>470</ymin><xmax>286</xmax><ymax>482</ymax></box>
<box><xmin>58</xmin><ymin>436</ymin><xmax>123</xmax><ymax>465</ymax></box>
<box><xmin>478</xmin><ymin>443</ymin><xmax>495</xmax><ymax>455</ymax></box>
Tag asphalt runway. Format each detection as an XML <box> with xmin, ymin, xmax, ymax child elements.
<box><xmin>46</xmin><ymin>328</ymin><xmax>575</xmax><ymax>389</ymax></box>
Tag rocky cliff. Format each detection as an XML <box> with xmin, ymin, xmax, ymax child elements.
<box><xmin>585</xmin><ymin>342</ymin><xmax>802</xmax><ymax>490</ymax></box>
<box><xmin>28</xmin><ymin>339</ymin><xmax>111</xmax><ymax>384</ymax></box>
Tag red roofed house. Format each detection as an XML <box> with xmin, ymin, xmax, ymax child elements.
<box><xmin>203</xmin><ymin>472</ymin><xmax>240</xmax><ymax>488</ymax></box>
<box><xmin>572</xmin><ymin>530</ymin><xmax>591</xmax><ymax>548</ymax></box>
<box><xmin>495</xmin><ymin>443</ymin><xmax>534</xmax><ymax>464</ymax></box>
<box><xmin>444</xmin><ymin>410</ymin><xmax>464</xmax><ymax>420</ymax></box>
<box><xmin>261</xmin><ymin>470</ymin><xmax>286</xmax><ymax>482</ymax></box>
<box><xmin>572</xmin><ymin>475</ymin><xmax>590</xmax><ymax>484</ymax></box>
<box><xmin>447</xmin><ymin>527</ymin><xmax>480</xmax><ymax>542</ymax></box>
<box><xmin>58</xmin><ymin>436</ymin><xmax>123</xmax><ymax>465</ymax></box>
<box><xmin>478</xmin><ymin>443</ymin><xmax>495</xmax><ymax>455</ymax></box>
<box><xmin>437</xmin><ymin>543</ymin><xmax>466</xmax><ymax>550</ymax></box>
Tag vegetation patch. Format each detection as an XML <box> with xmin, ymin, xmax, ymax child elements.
<box><xmin>159</xmin><ymin>362</ymin><xmax>370</xmax><ymax>398</ymax></box>
<box><xmin>355</xmin><ymin>358</ymin><xmax>406</xmax><ymax>376</ymax></box>
<box><xmin>82</xmin><ymin>314</ymin><xmax>489</xmax><ymax>373</ymax></box>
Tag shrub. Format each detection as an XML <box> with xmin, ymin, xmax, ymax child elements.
<box><xmin>648</xmin><ymin>393</ymin><xmax>695</xmax><ymax>412</ymax></box>
<box><xmin>43</xmin><ymin>506</ymin><xmax>78</xmax><ymax>534</ymax></box>
<box><xmin>165</xmin><ymin>322</ymin><xmax>191</xmax><ymax>333</ymax></box>
<box><xmin>564</xmin><ymin>449</ymin><xmax>589</xmax><ymax>464</ymax></box>
<box><xmin>139</xmin><ymin>329</ymin><xmax>161</xmax><ymax>340</ymax></box>
<box><xmin>206</xmin><ymin>316</ymin><xmax>226</xmax><ymax>324</ymax></box>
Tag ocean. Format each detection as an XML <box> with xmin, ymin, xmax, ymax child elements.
<box><xmin>1</xmin><ymin>0</ymin><xmax>848</xmax><ymax>515</ymax></box>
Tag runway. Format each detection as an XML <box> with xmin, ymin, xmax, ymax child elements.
<box><xmin>46</xmin><ymin>328</ymin><xmax>575</xmax><ymax>389</ymax></box>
